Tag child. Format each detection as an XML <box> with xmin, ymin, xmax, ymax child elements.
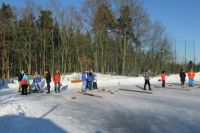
<box><xmin>161</xmin><ymin>71</ymin><xmax>166</xmax><ymax>87</ymax></box>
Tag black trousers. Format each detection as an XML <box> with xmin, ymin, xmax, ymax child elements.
<box><xmin>86</xmin><ymin>80</ymin><xmax>89</xmax><ymax>89</ymax></box>
<box><xmin>144</xmin><ymin>80</ymin><xmax>151</xmax><ymax>90</ymax></box>
<box><xmin>181</xmin><ymin>80</ymin><xmax>185</xmax><ymax>86</ymax></box>
<box><xmin>93</xmin><ymin>82</ymin><xmax>98</xmax><ymax>89</ymax></box>
<box><xmin>162</xmin><ymin>80</ymin><xmax>165</xmax><ymax>87</ymax></box>
<box><xmin>47</xmin><ymin>82</ymin><xmax>50</xmax><ymax>93</ymax></box>
<box><xmin>21</xmin><ymin>85</ymin><xmax>28</xmax><ymax>95</ymax></box>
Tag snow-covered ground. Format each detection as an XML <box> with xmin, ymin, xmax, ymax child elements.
<box><xmin>64</xmin><ymin>72</ymin><xmax>200</xmax><ymax>88</ymax></box>
<box><xmin>0</xmin><ymin>73</ymin><xmax>200</xmax><ymax>133</ymax></box>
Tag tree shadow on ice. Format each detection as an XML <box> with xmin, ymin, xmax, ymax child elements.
<box><xmin>0</xmin><ymin>114</ymin><xmax>67</xmax><ymax>133</ymax></box>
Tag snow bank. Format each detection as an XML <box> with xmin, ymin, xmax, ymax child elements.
<box><xmin>61</xmin><ymin>72</ymin><xmax>200</xmax><ymax>89</ymax></box>
<box><xmin>1</xmin><ymin>72</ymin><xmax>200</xmax><ymax>90</ymax></box>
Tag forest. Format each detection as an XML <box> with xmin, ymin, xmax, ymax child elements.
<box><xmin>0</xmin><ymin>0</ymin><xmax>197</xmax><ymax>79</ymax></box>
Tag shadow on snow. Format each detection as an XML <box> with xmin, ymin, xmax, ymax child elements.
<box><xmin>0</xmin><ymin>114</ymin><xmax>67</xmax><ymax>133</ymax></box>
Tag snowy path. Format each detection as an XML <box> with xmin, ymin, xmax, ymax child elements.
<box><xmin>1</xmin><ymin>81</ymin><xmax>200</xmax><ymax>133</ymax></box>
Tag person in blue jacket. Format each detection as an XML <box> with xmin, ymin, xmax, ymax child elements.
<box><xmin>87</xmin><ymin>71</ymin><xmax>94</xmax><ymax>90</ymax></box>
<box><xmin>33</xmin><ymin>72</ymin><xmax>42</xmax><ymax>92</ymax></box>
<box><xmin>81</xmin><ymin>71</ymin><xmax>87</xmax><ymax>92</ymax></box>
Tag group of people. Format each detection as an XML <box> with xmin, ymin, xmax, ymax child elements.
<box><xmin>17</xmin><ymin>70</ymin><xmax>61</xmax><ymax>95</ymax></box>
<box><xmin>81</xmin><ymin>70</ymin><xmax>98</xmax><ymax>92</ymax></box>
<box><xmin>17</xmin><ymin>68</ymin><xmax>196</xmax><ymax>95</ymax></box>
<box><xmin>143</xmin><ymin>68</ymin><xmax>196</xmax><ymax>90</ymax></box>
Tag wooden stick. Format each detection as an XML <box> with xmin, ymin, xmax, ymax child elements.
<box><xmin>119</xmin><ymin>88</ymin><xmax>152</xmax><ymax>94</ymax></box>
<box><xmin>77</xmin><ymin>91</ymin><xmax>103</xmax><ymax>98</ymax></box>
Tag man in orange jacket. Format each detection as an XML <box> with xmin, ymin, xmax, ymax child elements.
<box><xmin>188</xmin><ymin>69</ymin><xmax>195</xmax><ymax>87</ymax></box>
<box><xmin>53</xmin><ymin>70</ymin><xmax>61</xmax><ymax>93</ymax></box>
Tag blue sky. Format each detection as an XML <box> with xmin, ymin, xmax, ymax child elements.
<box><xmin>141</xmin><ymin>0</ymin><xmax>200</xmax><ymax>63</ymax></box>
<box><xmin>1</xmin><ymin>0</ymin><xmax>199</xmax><ymax>63</ymax></box>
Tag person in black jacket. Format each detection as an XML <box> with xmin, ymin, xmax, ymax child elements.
<box><xmin>180</xmin><ymin>69</ymin><xmax>186</xmax><ymax>87</ymax></box>
<box><xmin>45</xmin><ymin>70</ymin><xmax>51</xmax><ymax>93</ymax></box>
<box><xmin>17</xmin><ymin>70</ymin><xmax>24</xmax><ymax>92</ymax></box>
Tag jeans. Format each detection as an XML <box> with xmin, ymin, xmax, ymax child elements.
<box><xmin>82</xmin><ymin>80</ymin><xmax>87</xmax><ymax>91</ymax></box>
<box><xmin>189</xmin><ymin>78</ymin><xmax>194</xmax><ymax>87</ymax></box>
<box><xmin>33</xmin><ymin>83</ymin><xmax>41</xmax><ymax>91</ymax></box>
<box><xmin>55</xmin><ymin>83</ymin><xmax>60</xmax><ymax>92</ymax></box>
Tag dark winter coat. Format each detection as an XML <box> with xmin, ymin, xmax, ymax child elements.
<box><xmin>180</xmin><ymin>71</ymin><xmax>186</xmax><ymax>81</ymax></box>
<box><xmin>45</xmin><ymin>72</ymin><xmax>51</xmax><ymax>83</ymax></box>
<box><xmin>17</xmin><ymin>72</ymin><xmax>23</xmax><ymax>81</ymax></box>
<box><xmin>87</xmin><ymin>73</ymin><xmax>94</xmax><ymax>82</ymax></box>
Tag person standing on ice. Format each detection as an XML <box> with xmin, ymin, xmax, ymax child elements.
<box><xmin>187</xmin><ymin>68</ymin><xmax>195</xmax><ymax>87</ymax></box>
<box><xmin>161</xmin><ymin>70</ymin><xmax>166</xmax><ymax>87</ymax></box>
<box><xmin>53</xmin><ymin>70</ymin><xmax>61</xmax><ymax>93</ymax></box>
<box><xmin>45</xmin><ymin>70</ymin><xmax>51</xmax><ymax>93</ymax></box>
<box><xmin>87</xmin><ymin>71</ymin><xmax>94</xmax><ymax>90</ymax></box>
<box><xmin>90</xmin><ymin>69</ymin><xmax>97</xmax><ymax>89</ymax></box>
<box><xmin>81</xmin><ymin>71</ymin><xmax>87</xmax><ymax>92</ymax></box>
<box><xmin>143</xmin><ymin>70</ymin><xmax>152</xmax><ymax>91</ymax></box>
<box><xmin>180</xmin><ymin>69</ymin><xmax>186</xmax><ymax>87</ymax></box>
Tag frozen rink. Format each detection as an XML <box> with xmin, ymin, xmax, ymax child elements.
<box><xmin>0</xmin><ymin>73</ymin><xmax>200</xmax><ymax>133</ymax></box>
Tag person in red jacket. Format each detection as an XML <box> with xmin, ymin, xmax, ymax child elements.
<box><xmin>188</xmin><ymin>69</ymin><xmax>195</xmax><ymax>87</ymax></box>
<box><xmin>161</xmin><ymin>70</ymin><xmax>166</xmax><ymax>87</ymax></box>
<box><xmin>53</xmin><ymin>70</ymin><xmax>61</xmax><ymax>93</ymax></box>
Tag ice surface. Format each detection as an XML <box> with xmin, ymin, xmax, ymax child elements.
<box><xmin>0</xmin><ymin>73</ymin><xmax>200</xmax><ymax>133</ymax></box>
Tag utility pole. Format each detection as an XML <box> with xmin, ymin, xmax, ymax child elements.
<box><xmin>174</xmin><ymin>40</ymin><xmax>176</xmax><ymax>73</ymax></box>
<box><xmin>185</xmin><ymin>40</ymin><xmax>186</xmax><ymax>69</ymax></box>
<box><xmin>193</xmin><ymin>41</ymin><xmax>195</xmax><ymax>63</ymax></box>
<box><xmin>193</xmin><ymin>41</ymin><xmax>195</xmax><ymax>70</ymax></box>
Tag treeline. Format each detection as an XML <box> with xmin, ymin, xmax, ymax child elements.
<box><xmin>0</xmin><ymin>0</ymin><xmax>181</xmax><ymax>79</ymax></box>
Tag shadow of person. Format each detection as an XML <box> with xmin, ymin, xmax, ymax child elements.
<box><xmin>0</xmin><ymin>114</ymin><xmax>67</xmax><ymax>133</ymax></box>
<box><xmin>60</xmin><ymin>85</ymin><xmax>68</xmax><ymax>92</ymax></box>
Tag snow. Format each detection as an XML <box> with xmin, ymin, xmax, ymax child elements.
<box><xmin>64</xmin><ymin>72</ymin><xmax>200</xmax><ymax>89</ymax></box>
<box><xmin>0</xmin><ymin>73</ymin><xmax>200</xmax><ymax>133</ymax></box>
